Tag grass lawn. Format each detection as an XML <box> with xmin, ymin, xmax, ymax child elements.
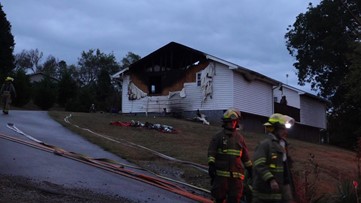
<box><xmin>48</xmin><ymin>111</ymin><xmax>358</xmax><ymax>201</ymax></box>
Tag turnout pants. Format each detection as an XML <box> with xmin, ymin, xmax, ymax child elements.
<box><xmin>211</xmin><ymin>176</ymin><xmax>244</xmax><ymax>203</ymax></box>
<box><xmin>2</xmin><ymin>91</ymin><xmax>12</xmax><ymax>113</ymax></box>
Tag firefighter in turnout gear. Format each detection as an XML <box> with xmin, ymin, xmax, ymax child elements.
<box><xmin>207</xmin><ymin>108</ymin><xmax>253</xmax><ymax>203</ymax></box>
<box><xmin>252</xmin><ymin>113</ymin><xmax>295</xmax><ymax>203</ymax></box>
<box><xmin>0</xmin><ymin>77</ymin><xmax>16</xmax><ymax>114</ymax></box>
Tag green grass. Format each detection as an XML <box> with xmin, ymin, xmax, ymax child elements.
<box><xmin>49</xmin><ymin>111</ymin><xmax>224</xmax><ymax>190</ymax></box>
<box><xmin>48</xmin><ymin>111</ymin><xmax>358</xmax><ymax>199</ymax></box>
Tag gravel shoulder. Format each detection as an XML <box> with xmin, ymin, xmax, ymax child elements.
<box><xmin>0</xmin><ymin>174</ymin><xmax>135</xmax><ymax>203</ymax></box>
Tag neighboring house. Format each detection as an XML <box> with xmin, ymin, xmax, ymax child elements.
<box><xmin>29</xmin><ymin>72</ymin><xmax>59</xmax><ymax>83</ymax></box>
<box><xmin>112</xmin><ymin>42</ymin><xmax>327</xmax><ymax>142</ymax></box>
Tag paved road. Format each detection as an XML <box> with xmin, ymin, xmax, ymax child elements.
<box><xmin>0</xmin><ymin>110</ymin><xmax>199</xmax><ymax>202</ymax></box>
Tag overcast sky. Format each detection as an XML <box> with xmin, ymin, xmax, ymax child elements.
<box><xmin>1</xmin><ymin>0</ymin><xmax>320</xmax><ymax>92</ymax></box>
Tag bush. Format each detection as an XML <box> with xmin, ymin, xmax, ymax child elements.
<box><xmin>12</xmin><ymin>70</ymin><xmax>32</xmax><ymax>107</ymax></box>
<box><xmin>65</xmin><ymin>86</ymin><xmax>95</xmax><ymax>112</ymax></box>
<box><xmin>32</xmin><ymin>78</ymin><xmax>57</xmax><ymax>110</ymax></box>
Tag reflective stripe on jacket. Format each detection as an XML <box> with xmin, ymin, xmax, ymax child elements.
<box><xmin>208</xmin><ymin>129</ymin><xmax>252</xmax><ymax>179</ymax></box>
<box><xmin>252</xmin><ymin>133</ymin><xmax>290</xmax><ymax>201</ymax></box>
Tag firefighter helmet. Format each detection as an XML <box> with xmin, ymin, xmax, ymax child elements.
<box><xmin>222</xmin><ymin>108</ymin><xmax>241</xmax><ymax>122</ymax></box>
<box><xmin>264</xmin><ymin>113</ymin><xmax>294</xmax><ymax>129</ymax></box>
<box><xmin>5</xmin><ymin>76</ymin><xmax>14</xmax><ymax>82</ymax></box>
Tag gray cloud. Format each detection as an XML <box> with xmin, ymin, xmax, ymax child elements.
<box><xmin>2</xmin><ymin>0</ymin><xmax>319</xmax><ymax>92</ymax></box>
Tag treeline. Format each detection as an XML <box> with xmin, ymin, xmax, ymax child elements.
<box><xmin>9</xmin><ymin>49</ymin><xmax>140</xmax><ymax>112</ymax></box>
<box><xmin>0</xmin><ymin>3</ymin><xmax>141</xmax><ymax>112</ymax></box>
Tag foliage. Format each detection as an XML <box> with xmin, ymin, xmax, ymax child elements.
<box><xmin>334</xmin><ymin>180</ymin><xmax>357</xmax><ymax>203</ymax></box>
<box><xmin>285</xmin><ymin>0</ymin><xmax>360</xmax><ymax>97</ymax></box>
<box><xmin>0</xmin><ymin>3</ymin><xmax>15</xmax><ymax>78</ymax></box>
<box><xmin>65</xmin><ymin>85</ymin><xmax>95</xmax><ymax>112</ymax></box>
<box><xmin>120</xmin><ymin>52</ymin><xmax>141</xmax><ymax>69</ymax></box>
<box><xmin>38</xmin><ymin>55</ymin><xmax>59</xmax><ymax>78</ymax></box>
<box><xmin>96</xmin><ymin>69</ymin><xmax>112</xmax><ymax>101</ymax></box>
<box><xmin>285</xmin><ymin>0</ymin><xmax>361</xmax><ymax>148</ymax></box>
<box><xmin>32</xmin><ymin>78</ymin><xmax>57</xmax><ymax>110</ymax></box>
<box><xmin>292</xmin><ymin>153</ymin><xmax>326</xmax><ymax>203</ymax></box>
<box><xmin>77</xmin><ymin>49</ymin><xmax>120</xmax><ymax>86</ymax></box>
<box><xmin>14</xmin><ymin>49</ymin><xmax>43</xmax><ymax>73</ymax></box>
<box><xmin>12</xmin><ymin>69</ymin><xmax>32</xmax><ymax>107</ymax></box>
<box><xmin>57</xmin><ymin>70</ymin><xmax>78</xmax><ymax>107</ymax></box>
<box><xmin>11</xmin><ymin>42</ymin><xmax>139</xmax><ymax>113</ymax></box>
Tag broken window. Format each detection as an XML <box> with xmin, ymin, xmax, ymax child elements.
<box><xmin>196</xmin><ymin>72</ymin><xmax>201</xmax><ymax>86</ymax></box>
<box><xmin>148</xmin><ymin>76</ymin><xmax>162</xmax><ymax>94</ymax></box>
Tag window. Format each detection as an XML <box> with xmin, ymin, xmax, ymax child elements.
<box><xmin>148</xmin><ymin>76</ymin><xmax>162</xmax><ymax>94</ymax></box>
<box><xmin>196</xmin><ymin>72</ymin><xmax>201</xmax><ymax>86</ymax></box>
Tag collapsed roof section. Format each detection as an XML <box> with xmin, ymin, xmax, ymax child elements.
<box><xmin>129</xmin><ymin>42</ymin><xmax>207</xmax><ymax>71</ymax></box>
<box><xmin>128</xmin><ymin>41</ymin><xmax>279</xmax><ymax>88</ymax></box>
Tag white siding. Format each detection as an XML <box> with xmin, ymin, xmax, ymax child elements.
<box><xmin>300</xmin><ymin>96</ymin><xmax>327</xmax><ymax>129</ymax></box>
<box><xmin>183</xmin><ymin>83</ymin><xmax>203</xmax><ymax>110</ymax></box>
<box><xmin>122</xmin><ymin>63</ymin><xmax>236</xmax><ymax>113</ymax></box>
<box><xmin>176</xmin><ymin>62</ymin><xmax>234</xmax><ymax>111</ymax></box>
<box><xmin>233</xmin><ymin>73</ymin><xmax>273</xmax><ymax>117</ymax></box>
<box><xmin>198</xmin><ymin>63</ymin><xmax>233</xmax><ymax>110</ymax></box>
<box><xmin>121</xmin><ymin>75</ymin><xmax>150</xmax><ymax>113</ymax></box>
<box><xmin>273</xmin><ymin>87</ymin><xmax>300</xmax><ymax>108</ymax></box>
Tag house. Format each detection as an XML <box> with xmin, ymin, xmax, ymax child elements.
<box><xmin>112</xmin><ymin>42</ymin><xmax>327</xmax><ymax>142</ymax></box>
<box><xmin>28</xmin><ymin>72</ymin><xmax>59</xmax><ymax>83</ymax></box>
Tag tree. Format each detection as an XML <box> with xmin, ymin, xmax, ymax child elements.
<box><xmin>12</xmin><ymin>69</ymin><xmax>32</xmax><ymax>107</ymax></box>
<box><xmin>39</xmin><ymin>55</ymin><xmax>58</xmax><ymax>78</ymax></box>
<box><xmin>0</xmin><ymin>3</ymin><xmax>15</xmax><ymax>78</ymax></box>
<box><xmin>14</xmin><ymin>49</ymin><xmax>43</xmax><ymax>73</ymax></box>
<box><xmin>95</xmin><ymin>68</ymin><xmax>115</xmax><ymax>111</ymax></box>
<box><xmin>120</xmin><ymin>52</ymin><xmax>141</xmax><ymax>69</ymax></box>
<box><xmin>285</xmin><ymin>0</ymin><xmax>360</xmax><ymax>98</ymax></box>
<box><xmin>57</xmin><ymin>70</ymin><xmax>78</xmax><ymax>107</ymax></box>
<box><xmin>77</xmin><ymin>49</ymin><xmax>120</xmax><ymax>86</ymax></box>
<box><xmin>32</xmin><ymin>77</ymin><xmax>57</xmax><ymax>110</ymax></box>
<box><xmin>14</xmin><ymin>50</ymin><xmax>32</xmax><ymax>71</ymax></box>
<box><xmin>65</xmin><ymin>85</ymin><xmax>95</xmax><ymax>112</ymax></box>
<box><xmin>285</xmin><ymin>0</ymin><xmax>361</xmax><ymax>148</ymax></box>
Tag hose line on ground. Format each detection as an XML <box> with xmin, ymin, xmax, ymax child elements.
<box><xmin>3</xmin><ymin>124</ymin><xmax>212</xmax><ymax>203</ymax></box>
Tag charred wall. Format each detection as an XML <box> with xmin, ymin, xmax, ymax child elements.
<box><xmin>129</xmin><ymin>61</ymin><xmax>209</xmax><ymax>96</ymax></box>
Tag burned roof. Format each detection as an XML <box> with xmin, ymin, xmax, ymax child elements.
<box><xmin>129</xmin><ymin>42</ymin><xmax>207</xmax><ymax>71</ymax></box>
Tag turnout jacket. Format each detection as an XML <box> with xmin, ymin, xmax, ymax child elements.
<box><xmin>252</xmin><ymin>133</ymin><xmax>292</xmax><ymax>201</ymax></box>
<box><xmin>0</xmin><ymin>82</ymin><xmax>16</xmax><ymax>97</ymax></box>
<box><xmin>208</xmin><ymin>129</ymin><xmax>252</xmax><ymax>179</ymax></box>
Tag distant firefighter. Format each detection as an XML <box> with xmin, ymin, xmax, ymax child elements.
<box><xmin>0</xmin><ymin>76</ymin><xmax>16</xmax><ymax>114</ymax></box>
<box><xmin>89</xmin><ymin>103</ymin><xmax>96</xmax><ymax>113</ymax></box>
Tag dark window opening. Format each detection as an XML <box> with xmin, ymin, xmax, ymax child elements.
<box><xmin>148</xmin><ymin>76</ymin><xmax>162</xmax><ymax>94</ymax></box>
<box><xmin>196</xmin><ymin>72</ymin><xmax>201</xmax><ymax>86</ymax></box>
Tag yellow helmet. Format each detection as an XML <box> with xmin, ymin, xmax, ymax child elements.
<box><xmin>264</xmin><ymin>113</ymin><xmax>294</xmax><ymax>129</ymax></box>
<box><xmin>5</xmin><ymin>77</ymin><xmax>14</xmax><ymax>82</ymax></box>
<box><xmin>223</xmin><ymin>108</ymin><xmax>241</xmax><ymax>122</ymax></box>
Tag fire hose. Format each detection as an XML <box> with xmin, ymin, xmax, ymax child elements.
<box><xmin>64</xmin><ymin>114</ymin><xmax>208</xmax><ymax>172</ymax></box>
<box><xmin>3</xmin><ymin>123</ymin><xmax>212</xmax><ymax>203</ymax></box>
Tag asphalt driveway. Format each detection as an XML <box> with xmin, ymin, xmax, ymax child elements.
<box><xmin>0</xmin><ymin>110</ymin><xmax>199</xmax><ymax>202</ymax></box>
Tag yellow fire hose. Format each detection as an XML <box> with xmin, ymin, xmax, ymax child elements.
<box><xmin>2</xmin><ymin>124</ymin><xmax>212</xmax><ymax>203</ymax></box>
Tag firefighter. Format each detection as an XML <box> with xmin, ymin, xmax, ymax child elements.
<box><xmin>0</xmin><ymin>76</ymin><xmax>16</xmax><ymax>114</ymax></box>
<box><xmin>252</xmin><ymin>113</ymin><xmax>295</xmax><ymax>203</ymax></box>
<box><xmin>207</xmin><ymin>108</ymin><xmax>253</xmax><ymax>203</ymax></box>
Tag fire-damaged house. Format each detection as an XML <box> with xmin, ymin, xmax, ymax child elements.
<box><xmin>112</xmin><ymin>42</ymin><xmax>327</xmax><ymax>142</ymax></box>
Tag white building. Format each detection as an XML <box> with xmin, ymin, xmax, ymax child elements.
<box><xmin>112</xmin><ymin>42</ymin><xmax>327</xmax><ymax>142</ymax></box>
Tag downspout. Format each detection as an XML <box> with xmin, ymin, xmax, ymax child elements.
<box><xmin>146</xmin><ymin>97</ymin><xmax>149</xmax><ymax>117</ymax></box>
<box><xmin>272</xmin><ymin>83</ymin><xmax>283</xmax><ymax>114</ymax></box>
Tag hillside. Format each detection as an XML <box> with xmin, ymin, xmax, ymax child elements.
<box><xmin>48</xmin><ymin>111</ymin><xmax>358</xmax><ymax>202</ymax></box>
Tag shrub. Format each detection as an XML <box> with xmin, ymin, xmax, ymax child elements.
<box><xmin>32</xmin><ymin>78</ymin><xmax>57</xmax><ymax>110</ymax></box>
